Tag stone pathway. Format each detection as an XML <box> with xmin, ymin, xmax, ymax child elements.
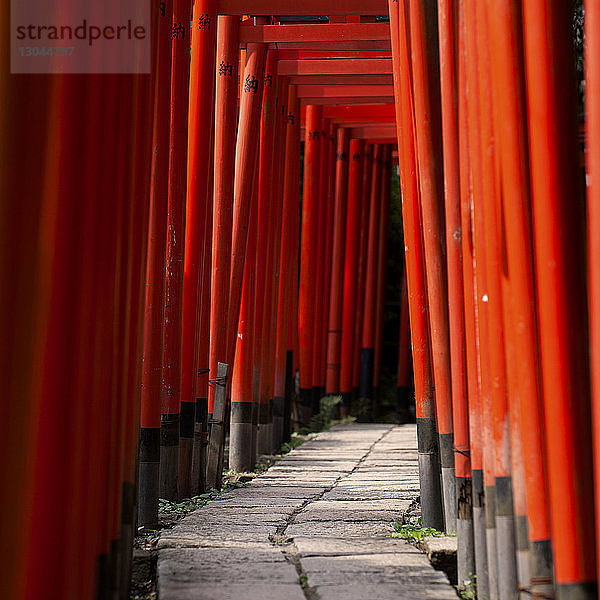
<box><xmin>158</xmin><ymin>424</ymin><xmax>457</xmax><ymax>600</ymax></box>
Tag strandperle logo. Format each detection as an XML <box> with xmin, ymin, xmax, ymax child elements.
<box><xmin>15</xmin><ymin>20</ymin><xmax>148</xmax><ymax>47</ymax></box>
<box><xmin>11</xmin><ymin>0</ymin><xmax>151</xmax><ymax>74</ymax></box>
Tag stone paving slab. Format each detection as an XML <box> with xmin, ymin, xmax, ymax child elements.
<box><xmin>158</xmin><ymin>424</ymin><xmax>457</xmax><ymax>600</ymax></box>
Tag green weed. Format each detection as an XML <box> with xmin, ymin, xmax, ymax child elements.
<box><xmin>456</xmin><ymin>574</ymin><xmax>477</xmax><ymax>599</ymax></box>
<box><xmin>391</xmin><ymin>516</ymin><xmax>453</xmax><ymax>541</ymax></box>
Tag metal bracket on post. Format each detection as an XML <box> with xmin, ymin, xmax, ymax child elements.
<box><xmin>206</xmin><ymin>362</ymin><xmax>229</xmax><ymax>489</ymax></box>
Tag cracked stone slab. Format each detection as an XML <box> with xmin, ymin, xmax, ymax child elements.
<box><xmin>296</xmin><ymin>499</ymin><xmax>408</xmax><ymax>523</ymax></box>
<box><xmin>294</xmin><ymin>535</ymin><xmax>424</xmax><ymax>557</ymax></box>
<box><xmin>210</xmin><ymin>497</ymin><xmax>304</xmax><ymax>508</ymax></box>
<box><xmin>286</xmin><ymin>520</ymin><xmax>396</xmax><ymax>538</ymax></box>
<box><xmin>322</xmin><ymin>488</ymin><xmax>417</xmax><ymax>501</ymax></box>
<box><xmin>166</xmin><ymin>522</ymin><xmax>278</xmax><ymax>544</ymax></box>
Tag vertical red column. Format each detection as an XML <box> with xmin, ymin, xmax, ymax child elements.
<box><xmin>352</xmin><ymin>145</ymin><xmax>373</xmax><ymax>404</ymax></box>
<box><xmin>226</xmin><ymin>22</ymin><xmax>267</xmax><ymax>379</ymax></box>
<box><xmin>161</xmin><ymin>0</ymin><xmax>192</xmax><ymax>500</ymax></box>
<box><xmin>227</xmin><ymin>23</ymin><xmax>267</xmax><ymax>463</ymax></box>
<box><xmin>311</xmin><ymin>119</ymin><xmax>332</xmax><ymax>414</ymax></box>
<box><xmin>138</xmin><ymin>0</ymin><xmax>173</xmax><ymax>529</ymax></box>
<box><xmin>587</xmin><ymin>0</ymin><xmax>600</xmax><ymax>587</ymax></box>
<box><xmin>389</xmin><ymin>0</ymin><xmax>444</xmax><ymax>529</ymax></box>
<box><xmin>255</xmin><ymin>50</ymin><xmax>277</xmax><ymax>455</ymax></box>
<box><xmin>299</xmin><ymin>105</ymin><xmax>323</xmax><ymax>423</ymax></box>
<box><xmin>320</xmin><ymin>123</ymin><xmax>337</xmax><ymax>398</ymax></box>
<box><xmin>485</xmin><ymin>0</ymin><xmax>553</xmax><ymax>594</ymax></box>
<box><xmin>287</xmin><ymin>95</ymin><xmax>302</xmax><ymax>436</ymax></box>
<box><xmin>522</xmin><ymin>1</ymin><xmax>596</xmax><ymax>594</ymax></box>
<box><xmin>119</xmin><ymin>67</ymin><xmax>156</xmax><ymax>597</ymax></box>
<box><xmin>408</xmin><ymin>0</ymin><xmax>455</xmax><ymax>533</ymax></box>
<box><xmin>464</xmin><ymin>1</ymin><xmax>499</xmax><ymax>593</ymax></box>
<box><xmin>460</xmin><ymin>1</ymin><xmax>491</xmax><ymax>591</ymax></box>
<box><xmin>373</xmin><ymin>144</ymin><xmax>392</xmax><ymax>414</ymax></box>
<box><xmin>268</xmin><ymin>77</ymin><xmax>290</xmax><ymax>452</ymax></box>
<box><xmin>206</xmin><ymin>15</ymin><xmax>239</xmax><ymax>479</ymax></box>
<box><xmin>475</xmin><ymin>2</ymin><xmax>518</xmax><ymax>596</ymax></box>
<box><xmin>437</xmin><ymin>0</ymin><xmax>473</xmax><ymax>573</ymax></box>
<box><xmin>325</xmin><ymin>127</ymin><xmax>350</xmax><ymax>396</ymax></box>
<box><xmin>274</xmin><ymin>85</ymin><xmax>301</xmax><ymax>445</ymax></box>
<box><xmin>339</xmin><ymin>139</ymin><xmax>364</xmax><ymax>414</ymax></box>
<box><xmin>24</xmin><ymin>73</ymin><xmax>89</xmax><ymax>600</ymax></box>
<box><xmin>359</xmin><ymin>144</ymin><xmax>382</xmax><ymax>419</ymax></box>
<box><xmin>178</xmin><ymin>0</ymin><xmax>217</xmax><ymax>499</ymax></box>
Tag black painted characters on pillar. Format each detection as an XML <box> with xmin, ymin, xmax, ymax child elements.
<box><xmin>219</xmin><ymin>61</ymin><xmax>233</xmax><ymax>77</ymax></box>
<box><xmin>172</xmin><ymin>22</ymin><xmax>185</xmax><ymax>40</ymax></box>
<box><xmin>198</xmin><ymin>14</ymin><xmax>211</xmax><ymax>29</ymax></box>
<box><xmin>244</xmin><ymin>75</ymin><xmax>259</xmax><ymax>94</ymax></box>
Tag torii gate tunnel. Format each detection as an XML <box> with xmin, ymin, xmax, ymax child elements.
<box><xmin>1</xmin><ymin>0</ymin><xmax>599</xmax><ymax>598</ymax></box>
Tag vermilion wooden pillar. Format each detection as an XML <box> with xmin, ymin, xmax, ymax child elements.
<box><xmin>160</xmin><ymin>0</ymin><xmax>192</xmax><ymax>501</ymax></box>
<box><xmin>373</xmin><ymin>144</ymin><xmax>392</xmax><ymax>414</ymax></box>
<box><xmin>299</xmin><ymin>104</ymin><xmax>323</xmax><ymax>423</ymax></box>
<box><xmin>351</xmin><ymin>145</ymin><xmax>373</xmax><ymax>404</ymax></box>
<box><xmin>255</xmin><ymin>50</ymin><xmax>278</xmax><ymax>455</ymax></box>
<box><xmin>119</xmin><ymin>68</ymin><xmax>156</xmax><ymax>599</ymax></box>
<box><xmin>23</xmin><ymin>73</ymin><xmax>89</xmax><ymax>600</ymax></box>
<box><xmin>138</xmin><ymin>0</ymin><xmax>173</xmax><ymax>530</ymax></box>
<box><xmin>339</xmin><ymin>139</ymin><xmax>364</xmax><ymax>413</ymax></box>
<box><xmin>359</xmin><ymin>143</ymin><xmax>382</xmax><ymax>420</ymax></box>
<box><xmin>522</xmin><ymin>1</ymin><xmax>596</xmax><ymax>595</ymax></box>
<box><xmin>457</xmin><ymin>1</ymin><xmax>489</xmax><ymax>592</ymax></box>
<box><xmin>320</xmin><ymin>123</ymin><xmax>337</xmax><ymax>399</ymax></box>
<box><xmin>325</xmin><ymin>127</ymin><xmax>350</xmax><ymax>396</ymax></box>
<box><xmin>408</xmin><ymin>0</ymin><xmax>455</xmax><ymax>533</ymax></box>
<box><xmin>475</xmin><ymin>2</ymin><xmax>518</xmax><ymax>596</ymax></box>
<box><xmin>227</xmin><ymin>22</ymin><xmax>267</xmax><ymax>463</ymax></box>
<box><xmin>389</xmin><ymin>0</ymin><xmax>444</xmax><ymax>529</ymax></box>
<box><xmin>464</xmin><ymin>2</ymin><xmax>499</xmax><ymax>593</ymax></box>
<box><xmin>206</xmin><ymin>14</ymin><xmax>239</xmax><ymax>483</ymax></box>
<box><xmin>437</xmin><ymin>0</ymin><xmax>473</xmax><ymax>575</ymax></box>
<box><xmin>311</xmin><ymin>119</ymin><xmax>332</xmax><ymax>414</ymax></box>
<box><xmin>286</xmin><ymin>97</ymin><xmax>302</xmax><ymax>433</ymax></box>
<box><xmin>110</xmin><ymin>72</ymin><xmax>153</xmax><ymax>600</ymax></box>
<box><xmin>274</xmin><ymin>86</ymin><xmax>301</xmax><ymax>445</ymax></box>
<box><xmin>485</xmin><ymin>0</ymin><xmax>553</xmax><ymax>594</ymax></box>
<box><xmin>83</xmin><ymin>76</ymin><xmax>119</xmax><ymax>599</ymax></box>
<box><xmin>179</xmin><ymin>0</ymin><xmax>217</xmax><ymax>499</ymax></box>
<box><xmin>268</xmin><ymin>77</ymin><xmax>290</xmax><ymax>452</ymax></box>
